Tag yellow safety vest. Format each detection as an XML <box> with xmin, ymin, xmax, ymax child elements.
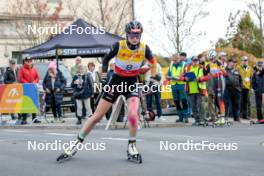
<box><xmin>186</xmin><ymin>65</ymin><xmax>203</xmax><ymax>94</ymax></box>
<box><xmin>169</xmin><ymin>62</ymin><xmax>186</xmax><ymax>85</ymax></box>
<box><xmin>236</xmin><ymin>65</ymin><xmax>253</xmax><ymax>89</ymax></box>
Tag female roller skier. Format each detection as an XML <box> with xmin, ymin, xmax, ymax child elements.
<box><xmin>57</xmin><ymin>20</ymin><xmax>157</xmax><ymax>164</ymax></box>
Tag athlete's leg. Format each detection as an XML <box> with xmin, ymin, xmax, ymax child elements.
<box><xmin>78</xmin><ymin>99</ymin><xmax>113</xmax><ymax>140</ymax></box>
<box><xmin>127</xmin><ymin>96</ymin><xmax>140</xmax><ymax>138</ymax></box>
<box><xmin>57</xmin><ymin>98</ymin><xmax>113</xmax><ymax>159</ymax></box>
<box><xmin>126</xmin><ymin>96</ymin><xmax>142</xmax><ymax>159</ymax></box>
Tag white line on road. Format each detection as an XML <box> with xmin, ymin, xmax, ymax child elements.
<box><xmin>101</xmin><ymin>137</ymin><xmax>143</xmax><ymax>141</ymax></box>
<box><xmin>45</xmin><ymin>133</ymin><xmax>75</xmax><ymax>137</ymax></box>
<box><xmin>3</xmin><ymin>130</ymin><xmax>25</xmax><ymax>133</ymax></box>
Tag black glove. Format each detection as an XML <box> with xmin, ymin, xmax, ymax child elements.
<box><xmin>151</xmin><ymin>74</ymin><xmax>161</xmax><ymax>81</ymax></box>
<box><xmin>101</xmin><ymin>72</ymin><xmax>108</xmax><ymax>87</ymax></box>
<box><xmin>101</xmin><ymin>78</ymin><xmax>107</xmax><ymax>87</ymax></box>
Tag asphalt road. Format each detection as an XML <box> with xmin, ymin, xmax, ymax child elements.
<box><xmin>0</xmin><ymin>124</ymin><xmax>263</xmax><ymax>176</ymax></box>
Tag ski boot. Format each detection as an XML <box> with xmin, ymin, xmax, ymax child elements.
<box><xmin>127</xmin><ymin>140</ymin><xmax>142</xmax><ymax>164</ymax></box>
<box><xmin>56</xmin><ymin>136</ymin><xmax>83</xmax><ymax>162</ymax></box>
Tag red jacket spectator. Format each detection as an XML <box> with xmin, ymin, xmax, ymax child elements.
<box><xmin>18</xmin><ymin>61</ymin><xmax>39</xmax><ymax>84</ymax></box>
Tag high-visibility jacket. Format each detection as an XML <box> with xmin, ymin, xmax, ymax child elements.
<box><xmin>185</xmin><ymin>64</ymin><xmax>207</xmax><ymax>95</ymax></box>
<box><xmin>236</xmin><ymin>65</ymin><xmax>253</xmax><ymax>90</ymax></box>
<box><xmin>167</xmin><ymin>62</ymin><xmax>186</xmax><ymax>85</ymax></box>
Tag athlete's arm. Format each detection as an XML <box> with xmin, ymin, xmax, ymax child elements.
<box><xmin>101</xmin><ymin>42</ymin><xmax>119</xmax><ymax>78</ymax></box>
<box><xmin>145</xmin><ymin>45</ymin><xmax>157</xmax><ymax>76</ymax></box>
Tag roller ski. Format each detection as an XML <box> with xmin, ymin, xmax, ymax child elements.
<box><xmin>212</xmin><ymin>116</ymin><xmax>231</xmax><ymax>128</ymax></box>
<box><xmin>250</xmin><ymin>119</ymin><xmax>264</xmax><ymax>125</ymax></box>
<box><xmin>56</xmin><ymin>137</ymin><xmax>82</xmax><ymax>163</ymax></box>
<box><xmin>203</xmin><ymin>116</ymin><xmax>231</xmax><ymax>127</ymax></box>
<box><xmin>192</xmin><ymin>121</ymin><xmax>207</xmax><ymax>127</ymax></box>
<box><xmin>126</xmin><ymin>140</ymin><xmax>142</xmax><ymax>164</ymax></box>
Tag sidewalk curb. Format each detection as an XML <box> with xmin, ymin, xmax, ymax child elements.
<box><xmin>0</xmin><ymin>121</ymin><xmax>250</xmax><ymax>130</ymax></box>
<box><xmin>0</xmin><ymin>122</ymin><xmax>192</xmax><ymax>130</ymax></box>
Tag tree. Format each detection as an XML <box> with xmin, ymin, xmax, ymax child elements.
<box><xmin>248</xmin><ymin>0</ymin><xmax>264</xmax><ymax>57</ymax></box>
<box><xmin>155</xmin><ymin>0</ymin><xmax>209</xmax><ymax>54</ymax></box>
<box><xmin>216</xmin><ymin>12</ymin><xmax>262</xmax><ymax>58</ymax></box>
<box><xmin>7</xmin><ymin>0</ymin><xmax>65</xmax><ymax>47</ymax></box>
<box><xmin>78</xmin><ymin>0</ymin><xmax>133</xmax><ymax>35</ymax></box>
<box><xmin>226</xmin><ymin>11</ymin><xmax>241</xmax><ymax>40</ymax></box>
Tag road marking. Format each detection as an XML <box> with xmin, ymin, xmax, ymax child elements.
<box><xmin>45</xmin><ymin>133</ymin><xmax>75</xmax><ymax>137</ymax></box>
<box><xmin>172</xmin><ymin>134</ymin><xmax>227</xmax><ymax>140</ymax></box>
<box><xmin>3</xmin><ymin>130</ymin><xmax>25</xmax><ymax>133</ymax></box>
<box><xmin>101</xmin><ymin>137</ymin><xmax>143</xmax><ymax>141</ymax></box>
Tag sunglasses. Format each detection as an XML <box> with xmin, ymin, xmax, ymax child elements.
<box><xmin>26</xmin><ymin>59</ymin><xmax>32</xmax><ymax>62</ymax></box>
<box><xmin>243</xmin><ymin>60</ymin><xmax>248</xmax><ymax>61</ymax></box>
<box><xmin>127</xmin><ymin>33</ymin><xmax>141</xmax><ymax>39</ymax></box>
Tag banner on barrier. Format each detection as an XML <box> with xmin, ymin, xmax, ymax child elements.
<box><xmin>0</xmin><ymin>83</ymin><xmax>39</xmax><ymax>113</ymax></box>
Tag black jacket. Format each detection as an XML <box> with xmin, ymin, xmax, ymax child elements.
<box><xmin>71</xmin><ymin>73</ymin><xmax>94</xmax><ymax>99</ymax></box>
<box><xmin>43</xmin><ymin>71</ymin><xmax>66</xmax><ymax>105</ymax></box>
<box><xmin>225</xmin><ymin>67</ymin><xmax>242</xmax><ymax>92</ymax></box>
<box><xmin>4</xmin><ymin>67</ymin><xmax>18</xmax><ymax>84</ymax></box>
<box><xmin>252</xmin><ymin>70</ymin><xmax>264</xmax><ymax>95</ymax></box>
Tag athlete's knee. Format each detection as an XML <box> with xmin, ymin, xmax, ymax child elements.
<box><xmin>128</xmin><ymin>97</ymin><xmax>139</xmax><ymax>110</ymax></box>
<box><xmin>128</xmin><ymin>113</ymin><xmax>138</xmax><ymax>128</ymax></box>
<box><xmin>90</xmin><ymin>112</ymin><xmax>103</xmax><ymax>124</ymax></box>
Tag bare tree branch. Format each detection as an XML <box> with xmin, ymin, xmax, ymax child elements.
<box><xmin>155</xmin><ymin>0</ymin><xmax>209</xmax><ymax>54</ymax></box>
<box><xmin>80</xmin><ymin>0</ymin><xmax>131</xmax><ymax>35</ymax></box>
<box><xmin>7</xmin><ymin>0</ymin><xmax>65</xmax><ymax>48</ymax></box>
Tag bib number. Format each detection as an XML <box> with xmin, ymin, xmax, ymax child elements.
<box><xmin>126</xmin><ymin>64</ymin><xmax>133</xmax><ymax>70</ymax></box>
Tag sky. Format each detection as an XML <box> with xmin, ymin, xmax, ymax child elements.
<box><xmin>135</xmin><ymin>0</ymin><xmax>252</xmax><ymax>57</ymax></box>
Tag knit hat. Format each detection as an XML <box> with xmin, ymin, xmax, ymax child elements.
<box><xmin>48</xmin><ymin>61</ymin><xmax>57</xmax><ymax>70</ymax></box>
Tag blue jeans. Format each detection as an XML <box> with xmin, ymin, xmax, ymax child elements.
<box><xmin>146</xmin><ymin>87</ymin><xmax>162</xmax><ymax>117</ymax></box>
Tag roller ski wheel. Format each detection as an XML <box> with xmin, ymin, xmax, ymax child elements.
<box><xmin>56</xmin><ymin>152</ymin><xmax>76</xmax><ymax>163</ymax></box>
<box><xmin>226</xmin><ymin>121</ymin><xmax>231</xmax><ymax>127</ymax></box>
<box><xmin>203</xmin><ymin>121</ymin><xmax>209</xmax><ymax>127</ymax></box>
<box><xmin>56</xmin><ymin>138</ymin><xmax>81</xmax><ymax>163</ymax></box>
<box><xmin>127</xmin><ymin>151</ymin><xmax>142</xmax><ymax>164</ymax></box>
<box><xmin>212</xmin><ymin>123</ymin><xmax>216</xmax><ymax>128</ymax></box>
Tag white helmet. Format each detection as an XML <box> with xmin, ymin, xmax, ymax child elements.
<box><xmin>241</xmin><ymin>56</ymin><xmax>249</xmax><ymax>61</ymax></box>
<box><xmin>218</xmin><ymin>52</ymin><xmax>227</xmax><ymax>58</ymax></box>
<box><xmin>207</xmin><ymin>50</ymin><xmax>217</xmax><ymax>60</ymax></box>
